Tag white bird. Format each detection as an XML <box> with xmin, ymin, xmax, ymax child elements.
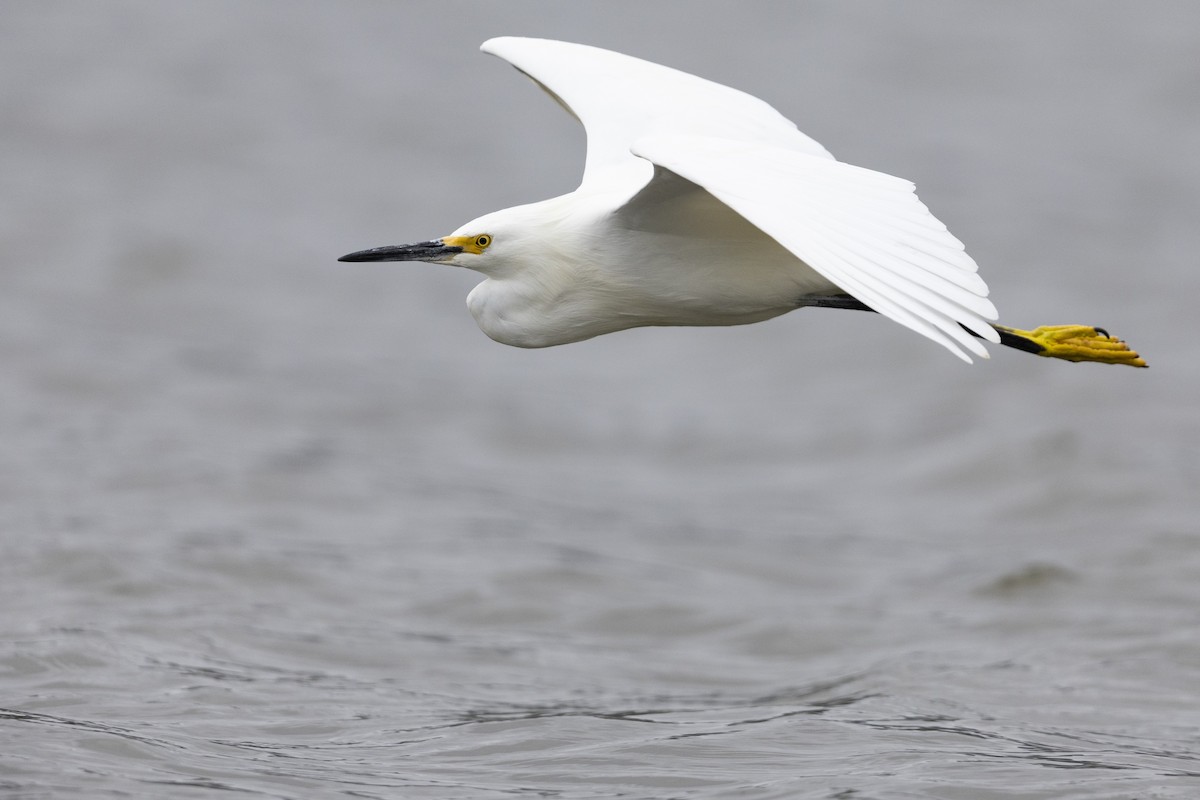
<box><xmin>341</xmin><ymin>37</ymin><xmax>1144</xmax><ymax>367</ymax></box>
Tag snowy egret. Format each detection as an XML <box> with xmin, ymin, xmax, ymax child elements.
<box><xmin>340</xmin><ymin>37</ymin><xmax>1144</xmax><ymax>367</ymax></box>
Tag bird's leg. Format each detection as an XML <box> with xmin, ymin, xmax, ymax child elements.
<box><xmin>803</xmin><ymin>295</ymin><xmax>1147</xmax><ymax>367</ymax></box>
<box><xmin>799</xmin><ymin>295</ymin><xmax>874</xmax><ymax>313</ymax></box>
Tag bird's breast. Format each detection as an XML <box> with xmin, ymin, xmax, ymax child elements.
<box><xmin>466</xmin><ymin>278</ymin><xmax>620</xmax><ymax>348</ymax></box>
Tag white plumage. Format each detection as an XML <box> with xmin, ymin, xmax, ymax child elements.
<box><xmin>342</xmin><ymin>37</ymin><xmax>1007</xmax><ymax>362</ymax></box>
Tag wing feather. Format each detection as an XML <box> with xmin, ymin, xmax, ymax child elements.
<box><xmin>631</xmin><ymin>135</ymin><xmax>999</xmax><ymax>362</ymax></box>
<box><xmin>481</xmin><ymin>37</ymin><xmax>834</xmax><ymax>191</ymax></box>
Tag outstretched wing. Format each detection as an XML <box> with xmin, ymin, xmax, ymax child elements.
<box><xmin>482</xmin><ymin>37</ymin><xmax>998</xmax><ymax>362</ymax></box>
<box><xmin>481</xmin><ymin>37</ymin><xmax>833</xmax><ymax>192</ymax></box>
<box><xmin>632</xmin><ymin>136</ymin><xmax>999</xmax><ymax>362</ymax></box>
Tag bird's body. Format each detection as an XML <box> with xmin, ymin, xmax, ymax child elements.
<box><xmin>462</xmin><ymin>183</ymin><xmax>837</xmax><ymax>348</ymax></box>
<box><xmin>341</xmin><ymin>37</ymin><xmax>1145</xmax><ymax>367</ymax></box>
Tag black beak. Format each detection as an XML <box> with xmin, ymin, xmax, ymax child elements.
<box><xmin>338</xmin><ymin>239</ymin><xmax>463</xmax><ymax>263</ymax></box>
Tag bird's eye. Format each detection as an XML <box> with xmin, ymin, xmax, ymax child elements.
<box><xmin>474</xmin><ymin>234</ymin><xmax>492</xmax><ymax>249</ymax></box>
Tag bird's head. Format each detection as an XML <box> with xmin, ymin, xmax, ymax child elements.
<box><xmin>338</xmin><ymin>198</ymin><xmax>583</xmax><ymax>278</ymax></box>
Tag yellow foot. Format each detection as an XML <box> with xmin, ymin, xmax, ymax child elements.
<box><xmin>994</xmin><ymin>324</ymin><xmax>1147</xmax><ymax>367</ymax></box>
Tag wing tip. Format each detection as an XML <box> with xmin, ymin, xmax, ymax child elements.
<box><xmin>481</xmin><ymin>36</ymin><xmax>557</xmax><ymax>58</ymax></box>
<box><xmin>480</xmin><ymin>36</ymin><xmax>517</xmax><ymax>55</ymax></box>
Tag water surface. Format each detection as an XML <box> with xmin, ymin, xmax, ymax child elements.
<box><xmin>2</xmin><ymin>2</ymin><xmax>1198</xmax><ymax>797</ymax></box>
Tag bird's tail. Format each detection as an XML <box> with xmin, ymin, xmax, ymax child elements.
<box><xmin>992</xmin><ymin>324</ymin><xmax>1147</xmax><ymax>367</ymax></box>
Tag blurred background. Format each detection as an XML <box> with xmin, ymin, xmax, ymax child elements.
<box><xmin>2</xmin><ymin>2</ymin><xmax>1198</xmax><ymax>797</ymax></box>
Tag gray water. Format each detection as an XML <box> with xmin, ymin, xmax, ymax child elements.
<box><xmin>2</xmin><ymin>2</ymin><xmax>1199</xmax><ymax>797</ymax></box>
